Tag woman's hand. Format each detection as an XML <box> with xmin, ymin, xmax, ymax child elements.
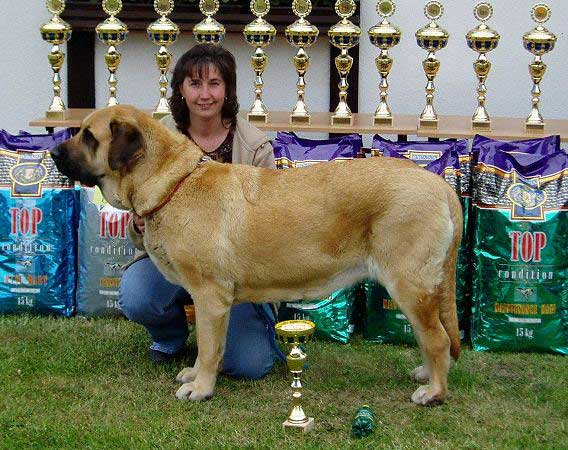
<box><xmin>133</xmin><ymin>213</ymin><xmax>145</xmax><ymax>234</ymax></box>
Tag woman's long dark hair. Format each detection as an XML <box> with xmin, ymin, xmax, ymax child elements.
<box><xmin>169</xmin><ymin>44</ymin><xmax>239</xmax><ymax>135</ymax></box>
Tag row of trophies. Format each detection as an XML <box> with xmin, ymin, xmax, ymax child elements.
<box><xmin>41</xmin><ymin>0</ymin><xmax>557</xmax><ymax>132</ymax></box>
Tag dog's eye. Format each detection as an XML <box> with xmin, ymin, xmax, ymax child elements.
<box><xmin>82</xmin><ymin>129</ymin><xmax>99</xmax><ymax>152</ymax></box>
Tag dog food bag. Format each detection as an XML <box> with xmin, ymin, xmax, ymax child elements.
<box><xmin>0</xmin><ymin>128</ymin><xmax>77</xmax><ymax>316</ymax></box>
<box><xmin>273</xmin><ymin>132</ymin><xmax>362</xmax><ymax>168</ymax></box>
<box><xmin>365</xmin><ymin>143</ymin><xmax>468</xmax><ymax>343</ymax></box>
<box><xmin>76</xmin><ymin>186</ymin><xmax>135</xmax><ymax>317</ymax></box>
<box><xmin>471</xmin><ymin>141</ymin><xmax>567</xmax><ymax>354</ymax></box>
<box><xmin>277</xmin><ymin>286</ymin><xmax>358</xmax><ymax>344</ymax></box>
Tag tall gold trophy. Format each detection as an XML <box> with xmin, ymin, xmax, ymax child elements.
<box><xmin>523</xmin><ymin>4</ymin><xmax>556</xmax><ymax>132</ymax></box>
<box><xmin>243</xmin><ymin>0</ymin><xmax>277</xmax><ymax>123</ymax></box>
<box><xmin>40</xmin><ymin>0</ymin><xmax>72</xmax><ymax>119</ymax></box>
<box><xmin>96</xmin><ymin>0</ymin><xmax>128</xmax><ymax>107</ymax></box>
<box><xmin>415</xmin><ymin>1</ymin><xmax>448</xmax><ymax>129</ymax></box>
<box><xmin>286</xmin><ymin>0</ymin><xmax>319</xmax><ymax>125</ymax></box>
<box><xmin>147</xmin><ymin>0</ymin><xmax>179</xmax><ymax>119</ymax></box>
<box><xmin>328</xmin><ymin>0</ymin><xmax>361</xmax><ymax>126</ymax></box>
<box><xmin>275</xmin><ymin>320</ymin><xmax>316</xmax><ymax>433</ymax></box>
<box><xmin>466</xmin><ymin>3</ymin><xmax>499</xmax><ymax>131</ymax></box>
<box><xmin>193</xmin><ymin>0</ymin><xmax>225</xmax><ymax>45</ymax></box>
<box><xmin>368</xmin><ymin>0</ymin><xmax>401</xmax><ymax>126</ymax></box>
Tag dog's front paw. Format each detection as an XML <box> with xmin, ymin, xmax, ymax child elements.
<box><xmin>175</xmin><ymin>382</ymin><xmax>214</xmax><ymax>401</ymax></box>
<box><xmin>410</xmin><ymin>365</ymin><xmax>429</xmax><ymax>384</ymax></box>
<box><xmin>176</xmin><ymin>366</ymin><xmax>198</xmax><ymax>383</ymax></box>
<box><xmin>411</xmin><ymin>385</ymin><xmax>445</xmax><ymax>406</ymax></box>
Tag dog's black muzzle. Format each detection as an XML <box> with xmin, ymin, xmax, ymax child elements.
<box><xmin>50</xmin><ymin>143</ymin><xmax>99</xmax><ymax>187</ymax></box>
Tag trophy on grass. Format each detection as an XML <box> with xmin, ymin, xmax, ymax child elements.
<box><xmin>285</xmin><ymin>0</ymin><xmax>319</xmax><ymax>125</ymax></box>
<box><xmin>243</xmin><ymin>0</ymin><xmax>277</xmax><ymax>123</ymax></box>
<box><xmin>193</xmin><ymin>0</ymin><xmax>225</xmax><ymax>45</ymax></box>
<box><xmin>523</xmin><ymin>3</ymin><xmax>556</xmax><ymax>132</ymax></box>
<box><xmin>368</xmin><ymin>0</ymin><xmax>401</xmax><ymax>126</ymax></box>
<box><xmin>275</xmin><ymin>319</ymin><xmax>316</xmax><ymax>433</ymax></box>
<box><xmin>415</xmin><ymin>1</ymin><xmax>448</xmax><ymax>129</ymax></box>
<box><xmin>466</xmin><ymin>2</ymin><xmax>500</xmax><ymax>131</ymax></box>
<box><xmin>147</xmin><ymin>0</ymin><xmax>179</xmax><ymax>119</ymax></box>
<box><xmin>328</xmin><ymin>0</ymin><xmax>361</xmax><ymax>126</ymax></box>
<box><xmin>96</xmin><ymin>0</ymin><xmax>129</xmax><ymax>107</ymax></box>
<box><xmin>40</xmin><ymin>0</ymin><xmax>72</xmax><ymax>119</ymax></box>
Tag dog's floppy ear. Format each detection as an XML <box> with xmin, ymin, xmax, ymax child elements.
<box><xmin>108</xmin><ymin>119</ymin><xmax>145</xmax><ymax>172</ymax></box>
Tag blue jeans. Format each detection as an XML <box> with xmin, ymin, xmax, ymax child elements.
<box><xmin>119</xmin><ymin>257</ymin><xmax>283</xmax><ymax>379</ymax></box>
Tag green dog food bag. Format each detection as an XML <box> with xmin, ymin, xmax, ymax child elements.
<box><xmin>471</xmin><ymin>140</ymin><xmax>567</xmax><ymax>354</ymax></box>
<box><xmin>278</xmin><ymin>286</ymin><xmax>358</xmax><ymax>344</ymax></box>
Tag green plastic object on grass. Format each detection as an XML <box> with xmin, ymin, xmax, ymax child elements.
<box><xmin>351</xmin><ymin>405</ymin><xmax>375</xmax><ymax>438</ymax></box>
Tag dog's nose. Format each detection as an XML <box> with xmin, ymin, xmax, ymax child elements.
<box><xmin>50</xmin><ymin>144</ymin><xmax>65</xmax><ymax>160</ymax></box>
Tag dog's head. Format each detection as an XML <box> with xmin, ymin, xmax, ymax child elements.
<box><xmin>50</xmin><ymin>105</ymin><xmax>149</xmax><ymax>210</ymax></box>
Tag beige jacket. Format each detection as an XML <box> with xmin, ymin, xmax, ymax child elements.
<box><xmin>126</xmin><ymin>114</ymin><xmax>275</xmax><ymax>254</ymax></box>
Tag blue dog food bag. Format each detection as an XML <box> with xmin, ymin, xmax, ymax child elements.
<box><xmin>0</xmin><ymin>129</ymin><xmax>77</xmax><ymax>316</ymax></box>
<box><xmin>76</xmin><ymin>186</ymin><xmax>135</xmax><ymax>317</ymax></box>
<box><xmin>273</xmin><ymin>132</ymin><xmax>363</xmax><ymax>342</ymax></box>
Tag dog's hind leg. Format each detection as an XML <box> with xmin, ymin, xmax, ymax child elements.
<box><xmin>386</xmin><ymin>278</ymin><xmax>452</xmax><ymax>406</ymax></box>
<box><xmin>175</xmin><ymin>279</ymin><xmax>233</xmax><ymax>401</ymax></box>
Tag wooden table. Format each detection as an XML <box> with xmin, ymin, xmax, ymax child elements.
<box><xmin>29</xmin><ymin>109</ymin><xmax>568</xmax><ymax>142</ymax></box>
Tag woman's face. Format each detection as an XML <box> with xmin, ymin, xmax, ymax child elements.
<box><xmin>180</xmin><ymin>64</ymin><xmax>226</xmax><ymax>123</ymax></box>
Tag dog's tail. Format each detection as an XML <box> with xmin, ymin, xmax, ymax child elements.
<box><xmin>438</xmin><ymin>188</ymin><xmax>463</xmax><ymax>361</ymax></box>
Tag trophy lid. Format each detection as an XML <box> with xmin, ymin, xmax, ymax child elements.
<box><xmin>244</xmin><ymin>17</ymin><xmax>276</xmax><ymax>48</ymax></box>
<box><xmin>523</xmin><ymin>4</ymin><xmax>556</xmax><ymax>55</ymax></box>
<box><xmin>368</xmin><ymin>0</ymin><xmax>401</xmax><ymax>50</ymax></box>
<box><xmin>466</xmin><ymin>4</ymin><xmax>499</xmax><ymax>53</ymax></box>
<box><xmin>416</xmin><ymin>2</ymin><xmax>448</xmax><ymax>51</ymax></box>
<box><xmin>40</xmin><ymin>16</ymin><xmax>72</xmax><ymax>44</ymax></box>
<box><xmin>147</xmin><ymin>17</ymin><xmax>179</xmax><ymax>45</ymax></box>
<box><xmin>193</xmin><ymin>0</ymin><xmax>225</xmax><ymax>44</ymax></box>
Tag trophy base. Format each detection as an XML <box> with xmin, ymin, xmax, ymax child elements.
<box><xmin>331</xmin><ymin>115</ymin><xmax>353</xmax><ymax>126</ymax></box>
<box><xmin>419</xmin><ymin>118</ymin><xmax>439</xmax><ymax>129</ymax></box>
<box><xmin>525</xmin><ymin>122</ymin><xmax>545</xmax><ymax>132</ymax></box>
<box><xmin>290</xmin><ymin>115</ymin><xmax>311</xmax><ymax>125</ymax></box>
<box><xmin>374</xmin><ymin>116</ymin><xmax>393</xmax><ymax>127</ymax></box>
<box><xmin>46</xmin><ymin>110</ymin><xmax>67</xmax><ymax>120</ymax></box>
<box><xmin>247</xmin><ymin>113</ymin><xmax>268</xmax><ymax>124</ymax></box>
<box><xmin>472</xmin><ymin>120</ymin><xmax>491</xmax><ymax>131</ymax></box>
<box><xmin>152</xmin><ymin>111</ymin><xmax>171</xmax><ymax>120</ymax></box>
<box><xmin>283</xmin><ymin>417</ymin><xmax>314</xmax><ymax>433</ymax></box>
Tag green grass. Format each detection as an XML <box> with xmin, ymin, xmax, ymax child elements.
<box><xmin>1</xmin><ymin>315</ymin><xmax>566</xmax><ymax>449</ymax></box>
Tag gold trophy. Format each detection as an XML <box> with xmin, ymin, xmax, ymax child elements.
<box><xmin>415</xmin><ymin>1</ymin><xmax>449</xmax><ymax>129</ymax></box>
<box><xmin>147</xmin><ymin>0</ymin><xmax>180</xmax><ymax>119</ymax></box>
<box><xmin>96</xmin><ymin>0</ymin><xmax>128</xmax><ymax>107</ymax></box>
<box><xmin>368</xmin><ymin>0</ymin><xmax>401</xmax><ymax>126</ymax></box>
<box><xmin>193</xmin><ymin>0</ymin><xmax>225</xmax><ymax>45</ymax></box>
<box><xmin>243</xmin><ymin>0</ymin><xmax>277</xmax><ymax>123</ymax></box>
<box><xmin>275</xmin><ymin>320</ymin><xmax>316</xmax><ymax>433</ymax></box>
<box><xmin>328</xmin><ymin>0</ymin><xmax>361</xmax><ymax>126</ymax></box>
<box><xmin>285</xmin><ymin>0</ymin><xmax>319</xmax><ymax>125</ymax></box>
<box><xmin>40</xmin><ymin>0</ymin><xmax>72</xmax><ymax>119</ymax></box>
<box><xmin>523</xmin><ymin>4</ymin><xmax>556</xmax><ymax>132</ymax></box>
<box><xmin>466</xmin><ymin>2</ymin><xmax>500</xmax><ymax>131</ymax></box>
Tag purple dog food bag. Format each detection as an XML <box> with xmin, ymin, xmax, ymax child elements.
<box><xmin>0</xmin><ymin>128</ymin><xmax>77</xmax><ymax>317</ymax></box>
<box><xmin>273</xmin><ymin>132</ymin><xmax>362</xmax><ymax>168</ymax></box>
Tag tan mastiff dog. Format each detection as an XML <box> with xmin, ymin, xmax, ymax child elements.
<box><xmin>51</xmin><ymin>105</ymin><xmax>463</xmax><ymax>406</ymax></box>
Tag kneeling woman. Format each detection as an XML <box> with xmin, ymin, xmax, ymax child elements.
<box><xmin>119</xmin><ymin>44</ymin><xmax>283</xmax><ymax>376</ymax></box>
